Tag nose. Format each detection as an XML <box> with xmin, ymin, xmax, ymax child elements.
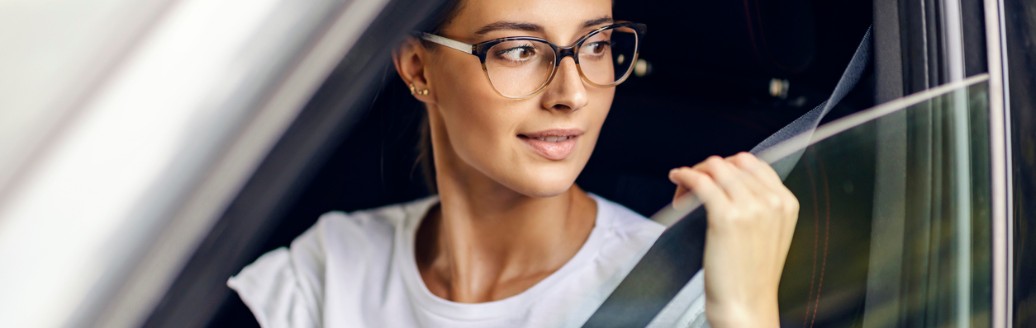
<box><xmin>540</xmin><ymin>57</ymin><xmax>588</xmax><ymax>112</ymax></box>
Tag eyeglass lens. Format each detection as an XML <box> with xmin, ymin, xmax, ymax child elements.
<box><xmin>483</xmin><ymin>26</ymin><xmax>639</xmax><ymax>98</ymax></box>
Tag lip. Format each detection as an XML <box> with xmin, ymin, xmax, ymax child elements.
<box><xmin>517</xmin><ymin>129</ymin><xmax>585</xmax><ymax>161</ymax></box>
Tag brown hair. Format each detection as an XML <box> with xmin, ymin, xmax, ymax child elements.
<box><xmin>415</xmin><ymin>0</ymin><xmax>463</xmax><ymax>193</ymax></box>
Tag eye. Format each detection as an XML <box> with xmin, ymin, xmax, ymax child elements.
<box><xmin>581</xmin><ymin>41</ymin><xmax>611</xmax><ymax>58</ymax></box>
<box><xmin>494</xmin><ymin>44</ymin><xmax>537</xmax><ymax>63</ymax></box>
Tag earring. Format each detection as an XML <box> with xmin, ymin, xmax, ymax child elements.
<box><xmin>409</xmin><ymin>83</ymin><xmax>429</xmax><ymax>96</ymax></box>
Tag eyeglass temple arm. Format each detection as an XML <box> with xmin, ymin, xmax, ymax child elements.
<box><xmin>420</xmin><ymin>33</ymin><xmax>475</xmax><ymax>54</ymax></box>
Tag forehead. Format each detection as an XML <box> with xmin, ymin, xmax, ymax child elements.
<box><xmin>444</xmin><ymin>0</ymin><xmax>613</xmax><ymax>39</ymax></box>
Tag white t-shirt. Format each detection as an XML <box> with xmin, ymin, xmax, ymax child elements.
<box><xmin>228</xmin><ymin>194</ymin><xmax>707</xmax><ymax>327</ymax></box>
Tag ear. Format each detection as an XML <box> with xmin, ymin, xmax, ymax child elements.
<box><xmin>393</xmin><ymin>37</ymin><xmax>436</xmax><ymax>104</ymax></box>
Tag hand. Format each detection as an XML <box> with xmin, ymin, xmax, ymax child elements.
<box><xmin>668</xmin><ymin>153</ymin><xmax>799</xmax><ymax>327</ymax></box>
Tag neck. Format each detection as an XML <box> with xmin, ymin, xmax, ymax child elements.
<box><xmin>415</xmin><ymin>173</ymin><xmax>596</xmax><ymax>303</ymax></box>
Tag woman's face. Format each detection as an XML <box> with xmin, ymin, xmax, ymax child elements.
<box><xmin>422</xmin><ymin>0</ymin><xmax>615</xmax><ymax>198</ymax></box>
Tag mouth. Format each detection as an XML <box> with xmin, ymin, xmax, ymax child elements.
<box><xmin>517</xmin><ymin>129</ymin><xmax>584</xmax><ymax>161</ymax></box>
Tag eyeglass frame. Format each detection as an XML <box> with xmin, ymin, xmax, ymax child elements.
<box><xmin>418</xmin><ymin>21</ymin><xmax>647</xmax><ymax>100</ymax></box>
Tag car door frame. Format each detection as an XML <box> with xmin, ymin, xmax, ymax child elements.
<box><xmin>139</xmin><ymin>0</ymin><xmax>449</xmax><ymax>327</ymax></box>
<box><xmin>874</xmin><ymin>0</ymin><xmax>1014</xmax><ymax>325</ymax></box>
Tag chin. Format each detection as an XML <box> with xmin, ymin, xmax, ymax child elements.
<box><xmin>505</xmin><ymin>165</ymin><xmax>582</xmax><ymax>198</ymax></box>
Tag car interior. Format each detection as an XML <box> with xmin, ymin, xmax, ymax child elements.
<box><xmin>6</xmin><ymin>0</ymin><xmax>1029</xmax><ymax>324</ymax></box>
<box><xmin>194</xmin><ymin>0</ymin><xmax>877</xmax><ymax>326</ymax></box>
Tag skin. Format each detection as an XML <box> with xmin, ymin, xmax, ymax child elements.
<box><xmin>393</xmin><ymin>0</ymin><xmax>798</xmax><ymax>325</ymax></box>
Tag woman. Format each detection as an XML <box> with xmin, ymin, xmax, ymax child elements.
<box><xmin>229</xmin><ymin>0</ymin><xmax>799</xmax><ymax>326</ymax></box>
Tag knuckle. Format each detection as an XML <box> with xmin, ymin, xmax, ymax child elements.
<box><xmin>735</xmin><ymin>152</ymin><xmax>755</xmax><ymax>163</ymax></box>
<box><xmin>725</xmin><ymin>209</ymin><xmax>749</xmax><ymax>224</ymax></box>
<box><xmin>755</xmin><ymin>162</ymin><xmax>776</xmax><ymax>174</ymax></box>
<box><xmin>717</xmin><ymin>206</ymin><xmax>737</xmax><ymax>218</ymax></box>
<box><xmin>705</xmin><ymin>156</ymin><xmax>725</xmax><ymax>167</ymax></box>
<box><xmin>784</xmin><ymin>196</ymin><xmax>800</xmax><ymax>216</ymax></box>
<box><xmin>783</xmin><ymin>192</ymin><xmax>800</xmax><ymax>208</ymax></box>
<box><xmin>742</xmin><ymin>203</ymin><xmax>764</xmax><ymax>218</ymax></box>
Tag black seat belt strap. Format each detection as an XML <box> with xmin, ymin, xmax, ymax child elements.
<box><xmin>752</xmin><ymin>26</ymin><xmax>874</xmax><ymax>178</ymax></box>
<box><xmin>582</xmin><ymin>26</ymin><xmax>872</xmax><ymax>328</ymax></box>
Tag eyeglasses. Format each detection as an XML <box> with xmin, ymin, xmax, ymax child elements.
<box><xmin>420</xmin><ymin>22</ymin><xmax>646</xmax><ymax>99</ymax></box>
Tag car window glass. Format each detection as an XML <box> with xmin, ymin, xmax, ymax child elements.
<box><xmin>774</xmin><ymin>79</ymin><xmax>991</xmax><ymax>327</ymax></box>
<box><xmin>651</xmin><ymin>78</ymin><xmax>992</xmax><ymax>326</ymax></box>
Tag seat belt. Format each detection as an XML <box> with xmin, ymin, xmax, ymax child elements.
<box><xmin>582</xmin><ymin>26</ymin><xmax>872</xmax><ymax>328</ymax></box>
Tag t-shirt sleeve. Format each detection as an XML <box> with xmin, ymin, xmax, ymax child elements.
<box><xmin>228</xmin><ymin>222</ymin><xmax>327</xmax><ymax>327</ymax></box>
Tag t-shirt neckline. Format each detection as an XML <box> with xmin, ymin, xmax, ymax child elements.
<box><xmin>395</xmin><ymin>194</ymin><xmax>607</xmax><ymax>321</ymax></box>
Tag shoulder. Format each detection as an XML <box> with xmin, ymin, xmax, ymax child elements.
<box><xmin>315</xmin><ymin>197</ymin><xmax>430</xmax><ymax>237</ymax></box>
<box><xmin>283</xmin><ymin>199</ymin><xmax>421</xmax><ymax>279</ymax></box>
<box><xmin>297</xmin><ymin>196</ymin><xmax>438</xmax><ymax>264</ymax></box>
<box><xmin>591</xmin><ymin>194</ymin><xmax>665</xmax><ymax>241</ymax></box>
<box><xmin>228</xmin><ymin>196</ymin><xmax>438</xmax><ymax>326</ymax></box>
<box><xmin>586</xmin><ymin>194</ymin><xmax>665</xmax><ymax>274</ymax></box>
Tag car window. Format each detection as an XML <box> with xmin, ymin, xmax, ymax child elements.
<box><xmin>651</xmin><ymin>77</ymin><xmax>992</xmax><ymax>326</ymax></box>
<box><xmin>774</xmin><ymin>78</ymin><xmax>991</xmax><ymax>327</ymax></box>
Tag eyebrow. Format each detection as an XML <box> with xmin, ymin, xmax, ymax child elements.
<box><xmin>473</xmin><ymin>16</ymin><xmax>615</xmax><ymax>36</ymax></box>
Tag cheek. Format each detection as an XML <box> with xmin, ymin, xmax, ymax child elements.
<box><xmin>433</xmin><ymin>61</ymin><xmax>516</xmax><ymax>154</ymax></box>
<box><xmin>580</xmin><ymin>89</ymin><xmax>614</xmax><ymax>146</ymax></box>
<box><xmin>444</xmin><ymin>105</ymin><xmax>515</xmax><ymax>158</ymax></box>
<box><xmin>433</xmin><ymin>72</ymin><xmax>521</xmax><ymax>177</ymax></box>
<box><xmin>429</xmin><ymin>56</ymin><xmax>617</xmax><ymax>196</ymax></box>
<box><xmin>590</xmin><ymin>90</ymin><xmax>614</xmax><ymax>127</ymax></box>
<box><xmin>431</xmin><ymin>54</ymin><xmax>497</xmax><ymax>105</ymax></box>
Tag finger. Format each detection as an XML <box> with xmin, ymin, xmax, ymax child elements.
<box><xmin>671</xmin><ymin>188</ymin><xmax>701</xmax><ymax>211</ymax></box>
<box><xmin>671</xmin><ymin>170</ymin><xmax>691</xmax><ymax>203</ymax></box>
<box><xmin>728</xmin><ymin>152</ymin><xmax>783</xmax><ymax>187</ymax></box>
<box><xmin>694</xmin><ymin>156</ymin><xmax>757</xmax><ymax>201</ymax></box>
<box><xmin>778</xmin><ymin>194</ymin><xmax>800</xmax><ymax>247</ymax></box>
<box><xmin>671</xmin><ymin>184</ymin><xmax>690</xmax><ymax>209</ymax></box>
<box><xmin>672</xmin><ymin>186</ymin><xmax>687</xmax><ymax>202</ymax></box>
<box><xmin>669</xmin><ymin>167</ymin><xmax>731</xmax><ymax>211</ymax></box>
<box><xmin>724</xmin><ymin>157</ymin><xmax>775</xmax><ymax>199</ymax></box>
<box><xmin>729</xmin><ymin>153</ymin><xmax>797</xmax><ymax>210</ymax></box>
<box><xmin>727</xmin><ymin>153</ymin><xmax>799</xmax><ymax>274</ymax></box>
